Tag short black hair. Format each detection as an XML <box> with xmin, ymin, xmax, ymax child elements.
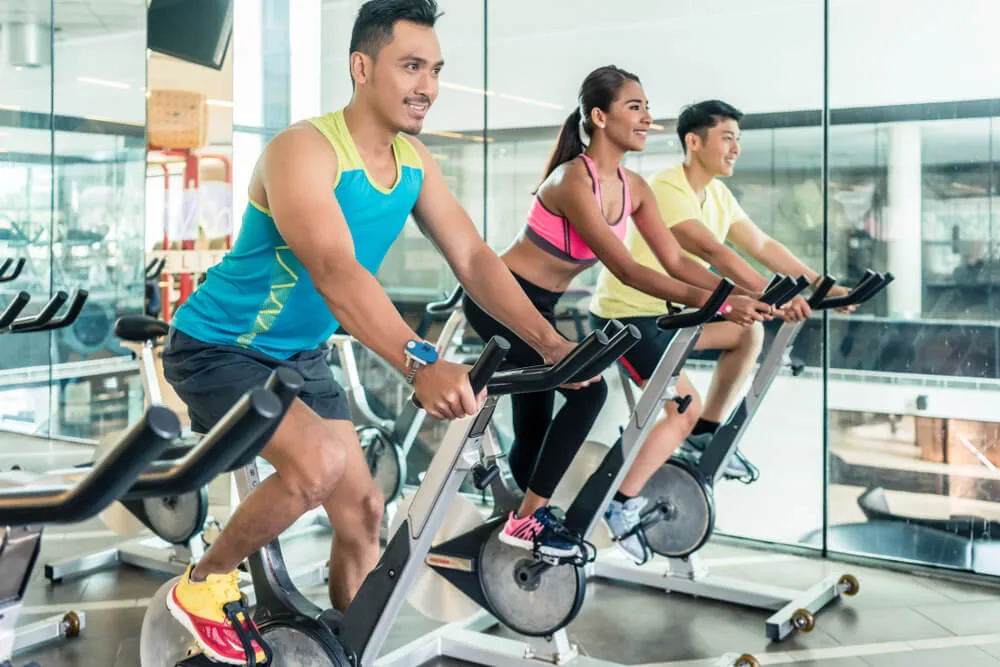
<box><xmin>677</xmin><ymin>100</ymin><xmax>743</xmax><ymax>153</ymax></box>
<box><xmin>349</xmin><ymin>0</ymin><xmax>443</xmax><ymax>59</ymax></box>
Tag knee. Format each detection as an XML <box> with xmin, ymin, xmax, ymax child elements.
<box><xmin>359</xmin><ymin>489</ymin><xmax>385</xmax><ymax>537</ymax></box>
<box><xmin>287</xmin><ymin>438</ymin><xmax>348</xmax><ymax>510</ymax></box>
<box><xmin>741</xmin><ymin>321</ymin><xmax>765</xmax><ymax>356</ymax></box>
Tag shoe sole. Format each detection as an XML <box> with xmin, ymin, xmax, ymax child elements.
<box><xmin>497</xmin><ymin>530</ymin><xmax>579</xmax><ymax>558</ymax></box>
<box><xmin>165</xmin><ymin>582</ymin><xmax>265</xmax><ymax>666</ymax></box>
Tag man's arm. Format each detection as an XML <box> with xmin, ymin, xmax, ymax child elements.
<box><xmin>261</xmin><ymin>125</ymin><xmax>477</xmax><ymax>419</ymax></box>
<box><xmin>727</xmin><ymin>218</ymin><xmax>818</xmax><ymax>282</ymax></box>
<box><xmin>671</xmin><ymin>219</ymin><xmax>770</xmax><ymax>293</ymax></box>
<box><xmin>629</xmin><ymin>174</ymin><xmax>762</xmax><ymax>298</ymax></box>
<box><xmin>407</xmin><ymin>137</ymin><xmax>567</xmax><ymax>363</ymax></box>
<box><xmin>728</xmin><ymin>217</ymin><xmax>857</xmax><ymax>315</ymax></box>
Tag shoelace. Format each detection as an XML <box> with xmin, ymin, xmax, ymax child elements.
<box><xmin>531</xmin><ymin>508</ymin><xmax>598</xmax><ymax>566</ymax></box>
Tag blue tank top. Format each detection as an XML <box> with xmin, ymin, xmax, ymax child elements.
<box><xmin>171</xmin><ymin>109</ymin><xmax>424</xmax><ymax>359</ymax></box>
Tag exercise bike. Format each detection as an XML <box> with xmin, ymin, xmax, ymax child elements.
<box><xmin>44</xmin><ymin>314</ymin><xmax>328</xmax><ymax>585</ymax></box>
<box><xmin>589</xmin><ymin>270</ymin><xmax>894</xmax><ymax>645</ymax></box>
<box><xmin>380</xmin><ymin>277</ymin><xmax>816</xmax><ymax>667</ymax></box>
<box><xmin>331</xmin><ymin>286</ymin><xmax>512</xmax><ymax>528</ymax></box>
<box><xmin>138</xmin><ymin>318</ymin><xmax>637</xmax><ymax>667</ymax></box>
<box><xmin>2</xmin><ymin>364</ymin><xmax>299</xmax><ymax>667</ymax></box>
<box><xmin>0</xmin><ymin>278</ymin><xmax>92</xmax><ymax>661</ymax></box>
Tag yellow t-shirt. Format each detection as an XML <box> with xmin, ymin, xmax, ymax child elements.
<box><xmin>590</xmin><ymin>163</ymin><xmax>748</xmax><ymax>319</ymax></box>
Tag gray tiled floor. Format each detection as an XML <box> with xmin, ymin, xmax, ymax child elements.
<box><xmin>8</xmin><ymin>435</ymin><xmax>1000</xmax><ymax>666</ymax></box>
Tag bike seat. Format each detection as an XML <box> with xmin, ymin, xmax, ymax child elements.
<box><xmin>116</xmin><ymin>315</ymin><xmax>170</xmax><ymax>343</ymax></box>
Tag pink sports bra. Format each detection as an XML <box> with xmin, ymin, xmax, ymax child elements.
<box><xmin>524</xmin><ymin>153</ymin><xmax>631</xmax><ymax>265</ymax></box>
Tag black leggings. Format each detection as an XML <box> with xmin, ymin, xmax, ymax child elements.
<box><xmin>462</xmin><ymin>273</ymin><xmax>608</xmax><ymax>499</ymax></box>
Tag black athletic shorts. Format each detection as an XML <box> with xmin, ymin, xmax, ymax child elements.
<box><xmin>588</xmin><ymin>312</ymin><xmax>680</xmax><ymax>384</ymax></box>
<box><xmin>162</xmin><ymin>327</ymin><xmax>350</xmax><ymax>434</ymax></box>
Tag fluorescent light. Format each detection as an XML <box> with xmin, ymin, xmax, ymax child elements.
<box><xmin>0</xmin><ymin>104</ymin><xmax>20</xmax><ymax>111</ymax></box>
<box><xmin>77</xmin><ymin>76</ymin><xmax>131</xmax><ymax>90</ymax></box>
<box><xmin>497</xmin><ymin>93</ymin><xmax>563</xmax><ymax>110</ymax></box>
<box><xmin>206</xmin><ymin>99</ymin><xmax>234</xmax><ymax>108</ymax></box>
<box><xmin>440</xmin><ymin>81</ymin><xmax>494</xmax><ymax>96</ymax></box>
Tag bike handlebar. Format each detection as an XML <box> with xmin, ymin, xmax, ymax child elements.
<box><xmin>124</xmin><ymin>387</ymin><xmax>288</xmax><ymax>497</ymax></box>
<box><xmin>425</xmin><ymin>285</ymin><xmax>464</xmax><ymax>317</ymax></box>
<box><xmin>0</xmin><ymin>292</ymin><xmax>30</xmax><ymax>329</ymax></box>
<box><xmin>0</xmin><ymin>258</ymin><xmax>25</xmax><ymax>283</ymax></box>
<box><xmin>0</xmin><ymin>406</ymin><xmax>181</xmax><ymax>526</ymax></box>
<box><xmin>10</xmin><ymin>290</ymin><xmax>88</xmax><ymax>333</ymax></box>
<box><xmin>656</xmin><ymin>278</ymin><xmax>734</xmax><ymax>331</ymax></box>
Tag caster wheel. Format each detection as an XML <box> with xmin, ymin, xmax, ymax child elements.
<box><xmin>839</xmin><ymin>573</ymin><xmax>859</xmax><ymax>596</ymax></box>
<box><xmin>792</xmin><ymin>608</ymin><xmax>815</xmax><ymax>633</ymax></box>
<box><xmin>62</xmin><ymin>611</ymin><xmax>81</xmax><ymax>637</ymax></box>
<box><xmin>735</xmin><ymin>654</ymin><xmax>759</xmax><ymax>667</ymax></box>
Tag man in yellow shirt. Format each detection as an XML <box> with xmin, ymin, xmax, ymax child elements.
<box><xmin>590</xmin><ymin>99</ymin><xmax>853</xmax><ymax>563</ymax></box>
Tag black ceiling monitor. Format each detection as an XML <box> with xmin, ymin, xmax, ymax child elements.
<box><xmin>148</xmin><ymin>0</ymin><xmax>233</xmax><ymax>71</ymax></box>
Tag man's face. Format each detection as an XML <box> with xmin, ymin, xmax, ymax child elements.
<box><xmin>691</xmin><ymin>117</ymin><xmax>741</xmax><ymax>177</ymax></box>
<box><xmin>363</xmin><ymin>20</ymin><xmax>443</xmax><ymax>135</ymax></box>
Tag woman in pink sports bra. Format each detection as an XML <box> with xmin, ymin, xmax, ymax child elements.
<box><xmin>461</xmin><ymin>65</ymin><xmax>772</xmax><ymax>561</ymax></box>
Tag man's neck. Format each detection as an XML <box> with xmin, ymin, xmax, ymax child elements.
<box><xmin>682</xmin><ymin>159</ymin><xmax>714</xmax><ymax>196</ymax></box>
<box><xmin>342</xmin><ymin>100</ymin><xmax>397</xmax><ymax>155</ymax></box>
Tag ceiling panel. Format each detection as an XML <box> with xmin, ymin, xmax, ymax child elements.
<box><xmin>2</xmin><ymin>0</ymin><xmax>145</xmax><ymax>41</ymax></box>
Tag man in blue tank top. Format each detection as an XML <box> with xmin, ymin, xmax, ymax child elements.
<box><xmin>160</xmin><ymin>1</ymin><xmax>586</xmax><ymax>662</ymax></box>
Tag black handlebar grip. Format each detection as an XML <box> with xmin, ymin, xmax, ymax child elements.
<box><xmin>760</xmin><ymin>276</ymin><xmax>796</xmax><ymax>306</ymax></box>
<box><xmin>806</xmin><ymin>276</ymin><xmax>837</xmax><ymax>309</ymax></box>
<box><xmin>426</xmin><ymin>285</ymin><xmax>465</xmax><ymax>316</ymax></box>
<box><xmin>17</xmin><ymin>289</ymin><xmax>89</xmax><ymax>333</ymax></box>
<box><xmin>0</xmin><ymin>258</ymin><xmax>25</xmax><ymax>283</ymax></box>
<box><xmin>0</xmin><ymin>291</ymin><xmax>31</xmax><ymax>329</ymax></box>
<box><xmin>763</xmin><ymin>273</ymin><xmax>786</xmax><ymax>293</ymax></box>
<box><xmin>469</xmin><ymin>336</ymin><xmax>511</xmax><ymax>395</ymax></box>
<box><xmin>264</xmin><ymin>367</ymin><xmax>306</xmax><ymax>413</ymax></box>
<box><xmin>10</xmin><ymin>291</ymin><xmax>68</xmax><ymax>332</ymax></box>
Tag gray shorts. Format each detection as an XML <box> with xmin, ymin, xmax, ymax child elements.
<box><xmin>161</xmin><ymin>327</ymin><xmax>351</xmax><ymax>434</ymax></box>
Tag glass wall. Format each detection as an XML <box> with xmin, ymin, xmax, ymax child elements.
<box><xmin>217</xmin><ymin>0</ymin><xmax>1000</xmax><ymax>574</ymax></box>
<box><xmin>0</xmin><ymin>1</ymin><xmax>147</xmax><ymax>440</ymax></box>
<box><xmin>824</xmin><ymin>0</ymin><xmax>1000</xmax><ymax>575</ymax></box>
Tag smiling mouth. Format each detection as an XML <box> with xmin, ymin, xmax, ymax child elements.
<box><xmin>407</xmin><ymin>101</ymin><xmax>429</xmax><ymax>115</ymax></box>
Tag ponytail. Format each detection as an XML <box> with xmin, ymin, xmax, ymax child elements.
<box><xmin>535</xmin><ymin>65</ymin><xmax>641</xmax><ymax>192</ymax></box>
<box><xmin>538</xmin><ymin>108</ymin><xmax>586</xmax><ymax>188</ymax></box>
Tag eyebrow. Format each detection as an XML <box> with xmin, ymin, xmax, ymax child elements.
<box><xmin>401</xmin><ymin>55</ymin><xmax>445</xmax><ymax>68</ymax></box>
<box><xmin>624</xmin><ymin>98</ymin><xmax>645</xmax><ymax>105</ymax></box>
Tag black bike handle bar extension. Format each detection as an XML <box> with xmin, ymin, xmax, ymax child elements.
<box><xmin>426</xmin><ymin>284</ymin><xmax>465</xmax><ymax>316</ymax></box>
<box><xmin>656</xmin><ymin>278</ymin><xmax>735</xmax><ymax>331</ymax></box>
<box><xmin>0</xmin><ymin>291</ymin><xmax>31</xmax><ymax>329</ymax></box>
<box><xmin>0</xmin><ymin>406</ymin><xmax>180</xmax><ymax>526</ymax></box>
<box><xmin>7</xmin><ymin>291</ymin><xmax>67</xmax><ymax>332</ymax></box>
<box><xmin>0</xmin><ymin>257</ymin><xmax>25</xmax><ymax>283</ymax></box>
<box><xmin>12</xmin><ymin>290</ymin><xmax>89</xmax><ymax>333</ymax></box>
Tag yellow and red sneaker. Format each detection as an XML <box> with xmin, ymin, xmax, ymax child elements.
<box><xmin>165</xmin><ymin>564</ymin><xmax>269</xmax><ymax>665</ymax></box>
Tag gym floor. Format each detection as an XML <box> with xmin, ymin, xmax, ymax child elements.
<box><xmin>8</xmin><ymin>433</ymin><xmax>1000</xmax><ymax>667</ymax></box>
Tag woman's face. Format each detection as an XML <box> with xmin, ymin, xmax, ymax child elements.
<box><xmin>594</xmin><ymin>79</ymin><xmax>653</xmax><ymax>153</ymax></box>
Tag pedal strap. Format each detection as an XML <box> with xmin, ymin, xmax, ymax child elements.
<box><xmin>222</xmin><ymin>599</ymin><xmax>272</xmax><ymax>666</ymax></box>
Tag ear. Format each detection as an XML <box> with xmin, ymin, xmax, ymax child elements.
<box><xmin>684</xmin><ymin>131</ymin><xmax>700</xmax><ymax>153</ymax></box>
<box><xmin>350</xmin><ymin>52</ymin><xmax>372</xmax><ymax>86</ymax></box>
<box><xmin>590</xmin><ymin>107</ymin><xmax>607</xmax><ymax>130</ymax></box>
